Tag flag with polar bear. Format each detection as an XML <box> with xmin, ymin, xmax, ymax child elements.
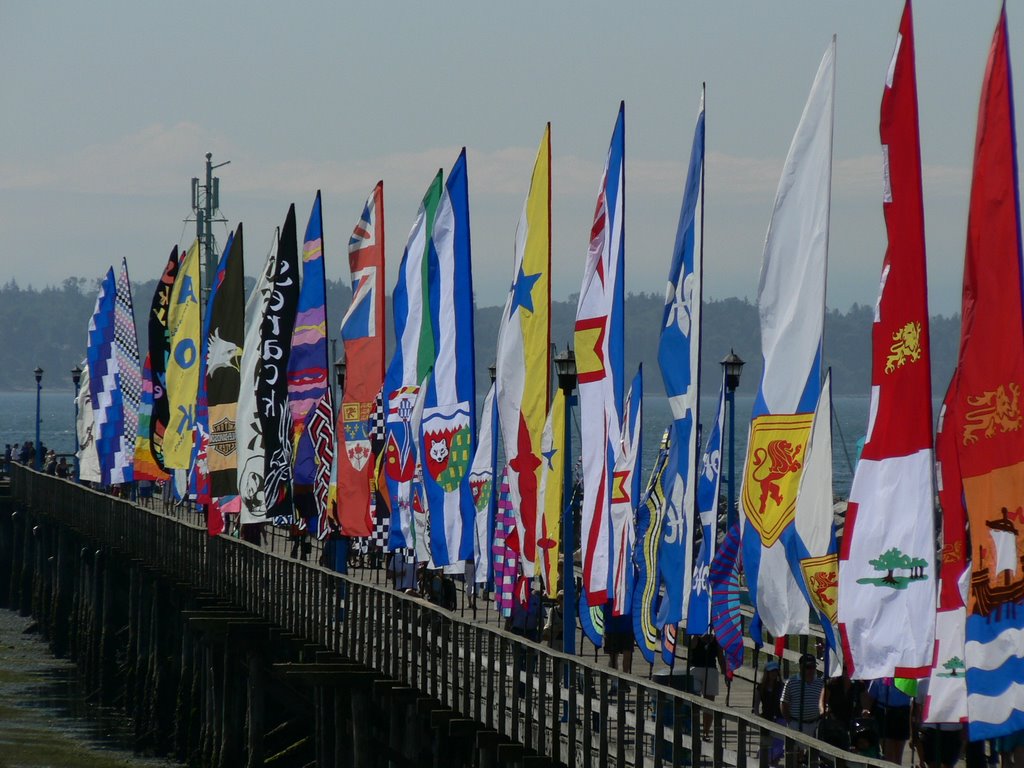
<box><xmin>420</xmin><ymin>149</ymin><xmax>476</xmax><ymax>567</ymax></box>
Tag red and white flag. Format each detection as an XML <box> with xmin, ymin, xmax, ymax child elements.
<box><xmin>838</xmin><ymin>0</ymin><xmax>936</xmax><ymax>680</ymax></box>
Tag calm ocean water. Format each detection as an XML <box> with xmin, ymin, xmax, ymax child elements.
<box><xmin>0</xmin><ymin>389</ymin><xmax>885</xmax><ymax>498</ymax></box>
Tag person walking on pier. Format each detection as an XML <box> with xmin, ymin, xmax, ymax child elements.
<box><xmin>688</xmin><ymin>633</ymin><xmax>727</xmax><ymax>739</ymax></box>
<box><xmin>756</xmin><ymin>660</ymin><xmax>786</xmax><ymax>765</ymax></box>
<box><xmin>864</xmin><ymin>677</ymin><xmax>912</xmax><ymax>764</ymax></box>
<box><xmin>781</xmin><ymin>653</ymin><xmax>824</xmax><ymax>737</ymax></box>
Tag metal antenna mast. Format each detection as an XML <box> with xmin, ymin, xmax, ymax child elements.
<box><xmin>187</xmin><ymin>152</ymin><xmax>231</xmax><ymax>298</ymax></box>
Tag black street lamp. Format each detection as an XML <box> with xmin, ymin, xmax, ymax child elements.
<box><xmin>71</xmin><ymin>365</ymin><xmax>82</xmax><ymax>481</ymax></box>
<box><xmin>720</xmin><ymin>350</ymin><xmax>745</xmax><ymax>529</ymax></box>
<box><xmin>553</xmin><ymin>346</ymin><xmax>577</xmax><ymax>657</ymax></box>
<box><xmin>34</xmin><ymin>367</ymin><xmax>43</xmax><ymax>471</ymax></box>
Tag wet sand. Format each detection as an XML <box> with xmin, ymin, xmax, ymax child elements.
<box><xmin>0</xmin><ymin>610</ymin><xmax>175</xmax><ymax>768</ymax></box>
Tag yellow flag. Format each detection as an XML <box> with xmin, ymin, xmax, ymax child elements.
<box><xmin>537</xmin><ymin>388</ymin><xmax>565</xmax><ymax>598</ymax></box>
<box><xmin>741</xmin><ymin>413</ymin><xmax>813</xmax><ymax>548</ymax></box>
<box><xmin>164</xmin><ymin>241</ymin><xmax>201</xmax><ymax>469</ymax></box>
<box><xmin>495</xmin><ymin>125</ymin><xmax>551</xmax><ymax>577</ymax></box>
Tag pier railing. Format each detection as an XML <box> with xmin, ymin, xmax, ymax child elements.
<box><xmin>10</xmin><ymin>465</ymin><xmax>889</xmax><ymax>768</ymax></box>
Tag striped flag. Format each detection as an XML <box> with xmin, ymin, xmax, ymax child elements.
<box><xmin>421</xmin><ymin>149</ymin><xmax>476</xmax><ymax>567</ymax></box>
<box><xmin>133</xmin><ymin>353</ymin><xmax>167</xmax><ymax>481</ymax></box>
<box><xmin>164</xmin><ymin>241</ymin><xmax>202</xmax><ymax>470</ymax></box>
<box><xmin>492</xmin><ymin>466</ymin><xmax>518</xmax><ymax>617</ymax></box>
<box><xmin>495</xmin><ymin>125</ymin><xmax>551</xmax><ymax>578</ymax></box>
<box><xmin>338</xmin><ymin>182</ymin><xmax>386</xmax><ymax>536</ymax></box>
<box><xmin>657</xmin><ymin>90</ymin><xmax>705</xmax><ymax>636</ymax></box>
<box><xmin>709</xmin><ymin>522</ymin><xmax>745</xmax><ymax>674</ymax></box>
<box><xmin>740</xmin><ymin>40</ymin><xmax>833</xmax><ymax>640</ymax></box>
<box><xmin>383</xmin><ymin>172</ymin><xmax>444</xmax><ymax>550</ymax></box>
<box><xmin>950</xmin><ymin>7</ymin><xmax>1024</xmax><ymax>740</ymax></box>
<box><xmin>574</xmin><ymin>103</ymin><xmax>625</xmax><ymax>630</ymax></box>
<box><xmin>839</xmin><ymin>1</ymin><xmax>936</xmax><ymax>680</ymax></box>
<box><xmin>633</xmin><ymin>428</ymin><xmax>671</xmax><ymax>664</ymax></box>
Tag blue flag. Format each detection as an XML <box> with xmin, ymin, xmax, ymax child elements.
<box><xmin>686</xmin><ymin>372</ymin><xmax>725</xmax><ymax>635</ymax></box>
<box><xmin>655</xmin><ymin>91</ymin><xmax>705</xmax><ymax>652</ymax></box>
<box><xmin>420</xmin><ymin>150</ymin><xmax>477</xmax><ymax>566</ymax></box>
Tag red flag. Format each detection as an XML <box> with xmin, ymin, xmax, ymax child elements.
<box><xmin>951</xmin><ymin>7</ymin><xmax>1024</xmax><ymax>740</ymax></box>
<box><xmin>936</xmin><ymin>377</ymin><xmax>967</xmax><ymax>611</ymax></box>
<box><xmin>336</xmin><ymin>182</ymin><xmax>386</xmax><ymax>536</ymax></box>
<box><xmin>838</xmin><ymin>0</ymin><xmax>935</xmax><ymax>680</ymax></box>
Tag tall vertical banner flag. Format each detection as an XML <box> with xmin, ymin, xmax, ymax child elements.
<box><xmin>923</xmin><ymin>376</ymin><xmax>968</xmax><ymax>724</ymax></box>
<box><xmin>76</xmin><ymin>360</ymin><xmax>102</xmax><ymax>483</ymax></box>
<box><xmin>164</xmin><ymin>241</ymin><xmax>202</xmax><ymax>470</ymax></box>
<box><xmin>687</xmin><ymin>374</ymin><xmax>725</xmax><ymax>636</ymax></box>
<box><xmin>134</xmin><ymin>353</ymin><xmax>167</xmax><ymax>481</ymax></box>
<box><xmin>839</xmin><ymin>2</ymin><xmax>936</xmax><ymax>680</ymax></box>
<box><xmin>259</xmin><ymin>206</ymin><xmax>301</xmax><ymax>518</ymax></box>
<box><xmin>193</xmin><ymin>233</ymin><xmax>235</xmax><ymax>513</ymax></box>
<box><xmin>338</xmin><ymin>182</ymin><xmax>386</xmax><ymax>536</ymax></box>
<box><xmin>86</xmin><ymin>270</ymin><xmax>121</xmax><ymax>485</ymax></box>
<box><xmin>384</xmin><ymin>173</ymin><xmax>443</xmax><ymax>550</ymax></box>
<box><xmin>207</xmin><ymin>224</ymin><xmax>245</xmax><ymax>498</ymax></box>
<box><xmin>238</xmin><ymin>249</ymin><xmax>277</xmax><ymax>524</ymax></box>
<box><xmin>421</xmin><ymin>150</ymin><xmax>476</xmax><ymax>566</ymax></box>
<box><xmin>536</xmin><ymin>389</ymin><xmax>566</xmax><ymax>598</ymax></box>
<box><xmin>147</xmin><ymin>247</ymin><xmax>179</xmax><ymax>472</ymax></box>
<box><xmin>113</xmin><ymin>259</ymin><xmax>141</xmax><ymax>484</ymax></box>
<box><xmin>709</xmin><ymin>523</ymin><xmax>745</xmax><ymax>674</ymax></box>
<box><xmin>794</xmin><ymin>372</ymin><xmax>841</xmax><ymax>672</ymax></box>
<box><xmin>655</xmin><ymin>433</ymin><xmax>686</xmax><ymax>662</ymax></box>
<box><xmin>574</xmin><ymin>103</ymin><xmax>625</xmax><ymax>616</ymax></box>
<box><xmin>740</xmin><ymin>40</ymin><xmax>833</xmax><ymax>639</ymax></box>
<box><xmin>496</xmin><ymin>125</ymin><xmax>551</xmax><ymax>578</ymax></box>
<box><xmin>609</xmin><ymin>367</ymin><xmax>642</xmax><ymax>616</ymax></box>
<box><xmin>951</xmin><ymin>8</ymin><xmax>1024</xmax><ymax>740</ymax></box>
<box><xmin>469</xmin><ymin>383</ymin><xmax>497</xmax><ymax>585</ymax></box>
<box><xmin>633</xmin><ymin>429</ymin><xmax>671</xmax><ymax>664</ymax></box>
<box><xmin>658</xmin><ymin>91</ymin><xmax>705</xmax><ymax>634</ymax></box>
<box><xmin>289</xmin><ymin>193</ymin><xmax>330</xmax><ymax>487</ymax></box>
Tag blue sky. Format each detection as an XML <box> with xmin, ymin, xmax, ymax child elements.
<box><xmin>0</xmin><ymin>2</ymin><xmax>1016</xmax><ymax>315</ymax></box>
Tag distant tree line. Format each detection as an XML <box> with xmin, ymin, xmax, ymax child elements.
<box><xmin>0</xmin><ymin>277</ymin><xmax>958</xmax><ymax>398</ymax></box>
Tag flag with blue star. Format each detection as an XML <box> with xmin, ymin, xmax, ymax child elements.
<box><xmin>495</xmin><ymin>125</ymin><xmax>552</xmax><ymax>578</ymax></box>
<box><xmin>536</xmin><ymin>387</ymin><xmax>566</xmax><ymax>598</ymax></box>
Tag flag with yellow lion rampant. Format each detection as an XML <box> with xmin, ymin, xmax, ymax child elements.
<box><xmin>740</xmin><ymin>39</ymin><xmax>835</xmax><ymax>646</ymax></box>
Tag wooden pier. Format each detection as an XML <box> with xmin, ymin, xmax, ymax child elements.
<box><xmin>0</xmin><ymin>465</ymin><xmax>888</xmax><ymax>768</ymax></box>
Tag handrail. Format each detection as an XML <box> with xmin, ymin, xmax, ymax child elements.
<box><xmin>8</xmin><ymin>464</ymin><xmax>892</xmax><ymax>768</ymax></box>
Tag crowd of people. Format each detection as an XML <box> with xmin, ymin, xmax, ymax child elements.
<box><xmin>3</xmin><ymin>442</ymin><xmax>69</xmax><ymax>478</ymax></box>
<box><xmin>748</xmin><ymin>651</ymin><xmax>1024</xmax><ymax>767</ymax></box>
